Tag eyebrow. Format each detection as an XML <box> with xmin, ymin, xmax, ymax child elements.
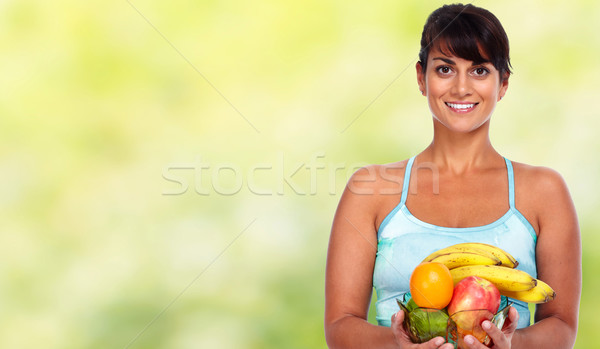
<box><xmin>433</xmin><ymin>57</ymin><xmax>455</xmax><ymax>65</ymax></box>
<box><xmin>432</xmin><ymin>57</ymin><xmax>491</xmax><ymax>66</ymax></box>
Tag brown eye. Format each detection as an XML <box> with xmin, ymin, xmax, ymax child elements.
<box><xmin>473</xmin><ymin>67</ymin><xmax>489</xmax><ymax>76</ymax></box>
<box><xmin>437</xmin><ymin>66</ymin><xmax>452</xmax><ymax>74</ymax></box>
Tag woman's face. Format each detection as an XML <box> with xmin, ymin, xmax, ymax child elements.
<box><xmin>416</xmin><ymin>45</ymin><xmax>509</xmax><ymax>134</ymax></box>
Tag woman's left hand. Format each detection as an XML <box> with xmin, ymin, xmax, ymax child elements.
<box><xmin>462</xmin><ymin>306</ymin><xmax>519</xmax><ymax>349</ymax></box>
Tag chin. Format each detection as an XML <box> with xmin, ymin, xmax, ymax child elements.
<box><xmin>434</xmin><ymin>119</ymin><xmax>490</xmax><ymax>134</ymax></box>
<box><xmin>432</xmin><ymin>112</ymin><xmax>492</xmax><ymax>133</ymax></box>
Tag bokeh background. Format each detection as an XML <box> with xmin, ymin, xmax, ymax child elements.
<box><xmin>1</xmin><ymin>0</ymin><xmax>598</xmax><ymax>348</ymax></box>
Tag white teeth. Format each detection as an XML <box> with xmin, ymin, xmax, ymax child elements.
<box><xmin>446</xmin><ymin>102</ymin><xmax>475</xmax><ymax>109</ymax></box>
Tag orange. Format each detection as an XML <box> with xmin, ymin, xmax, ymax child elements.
<box><xmin>409</xmin><ymin>262</ymin><xmax>454</xmax><ymax>309</ymax></box>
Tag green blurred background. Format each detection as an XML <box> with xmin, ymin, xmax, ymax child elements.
<box><xmin>1</xmin><ymin>0</ymin><xmax>598</xmax><ymax>348</ymax></box>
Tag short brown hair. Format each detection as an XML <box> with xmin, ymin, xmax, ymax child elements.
<box><xmin>418</xmin><ymin>4</ymin><xmax>512</xmax><ymax>78</ymax></box>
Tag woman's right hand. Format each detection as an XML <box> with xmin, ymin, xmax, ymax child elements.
<box><xmin>391</xmin><ymin>310</ymin><xmax>455</xmax><ymax>349</ymax></box>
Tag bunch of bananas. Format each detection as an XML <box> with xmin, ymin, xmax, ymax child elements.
<box><xmin>422</xmin><ymin>243</ymin><xmax>555</xmax><ymax>304</ymax></box>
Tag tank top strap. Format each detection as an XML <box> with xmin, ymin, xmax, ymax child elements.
<box><xmin>504</xmin><ymin>157</ymin><xmax>516</xmax><ymax>209</ymax></box>
<box><xmin>400</xmin><ymin>156</ymin><xmax>416</xmax><ymax>206</ymax></box>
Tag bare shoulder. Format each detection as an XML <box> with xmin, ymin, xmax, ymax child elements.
<box><xmin>511</xmin><ymin>161</ymin><xmax>570</xmax><ymax>198</ymax></box>
<box><xmin>339</xmin><ymin>160</ymin><xmax>409</xmax><ymax>219</ymax></box>
<box><xmin>346</xmin><ymin>160</ymin><xmax>409</xmax><ymax>195</ymax></box>
<box><xmin>511</xmin><ymin>161</ymin><xmax>576</xmax><ymax>234</ymax></box>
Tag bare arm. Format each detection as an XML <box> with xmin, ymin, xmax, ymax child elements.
<box><xmin>325</xmin><ymin>166</ymin><xmax>454</xmax><ymax>349</ymax></box>
<box><xmin>511</xmin><ymin>167</ymin><xmax>581</xmax><ymax>348</ymax></box>
<box><xmin>325</xmin><ymin>166</ymin><xmax>397</xmax><ymax>348</ymax></box>
<box><xmin>465</xmin><ymin>167</ymin><xmax>581</xmax><ymax>349</ymax></box>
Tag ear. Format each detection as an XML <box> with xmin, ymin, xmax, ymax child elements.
<box><xmin>498</xmin><ymin>73</ymin><xmax>509</xmax><ymax>101</ymax></box>
<box><xmin>416</xmin><ymin>62</ymin><xmax>426</xmax><ymax>96</ymax></box>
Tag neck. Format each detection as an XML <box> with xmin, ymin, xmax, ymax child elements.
<box><xmin>421</xmin><ymin>120</ymin><xmax>501</xmax><ymax>174</ymax></box>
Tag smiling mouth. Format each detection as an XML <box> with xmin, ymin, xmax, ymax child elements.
<box><xmin>445</xmin><ymin>102</ymin><xmax>478</xmax><ymax>112</ymax></box>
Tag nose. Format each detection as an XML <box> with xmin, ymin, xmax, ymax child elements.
<box><xmin>451</xmin><ymin>72</ymin><xmax>473</xmax><ymax>97</ymax></box>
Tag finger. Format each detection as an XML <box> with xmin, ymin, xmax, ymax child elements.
<box><xmin>438</xmin><ymin>344</ymin><xmax>455</xmax><ymax>349</ymax></box>
<box><xmin>500</xmin><ymin>306</ymin><xmax>518</xmax><ymax>328</ymax></box>
<box><xmin>421</xmin><ymin>336</ymin><xmax>447</xmax><ymax>348</ymax></box>
<box><xmin>390</xmin><ymin>310</ymin><xmax>412</xmax><ymax>344</ymax></box>
<box><xmin>392</xmin><ymin>312</ymin><xmax>449</xmax><ymax>348</ymax></box>
<box><xmin>392</xmin><ymin>311</ymin><xmax>453</xmax><ymax>348</ymax></box>
<box><xmin>505</xmin><ymin>306</ymin><xmax>519</xmax><ymax>331</ymax></box>
<box><xmin>463</xmin><ymin>334</ymin><xmax>488</xmax><ymax>348</ymax></box>
<box><xmin>481</xmin><ymin>319</ymin><xmax>508</xmax><ymax>347</ymax></box>
<box><xmin>391</xmin><ymin>310</ymin><xmax>405</xmax><ymax>329</ymax></box>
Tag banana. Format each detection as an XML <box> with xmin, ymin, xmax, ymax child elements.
<box><xmin>501</xmin><ymin>279</ymin><xmax>556</xmax><ymax>304</ymax></box>
<box><xmin>423</xmin><ymin>244</ymin><xmax>495</xmax><ymax>263</ymax></box>
<box><xmin>428</xmin><ymin>251</ymin><xmax>502</xmax><ymax>269</ymax></box>
<box><xmin>449</xmin><ymin>242</ymin><xmax>519</xmax><ymax>268</ymax></box>
<box><xmin>422</xmin><ymin>242</ymin><xmax>518</xmax><ymax>268</ymax></box>
<box><xmin>450</xmin><ymin>265</ymin><xmax>537</xmax><ymax>292</ymax></box>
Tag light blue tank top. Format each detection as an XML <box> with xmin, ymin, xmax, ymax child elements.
<box><xmin>373</xmin><ymin>156</ymin><xmax>537</xmax><ymax>329</ymax></box>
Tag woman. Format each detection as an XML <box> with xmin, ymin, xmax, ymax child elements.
<box><xmin>324</xmin><ymin>4</ymin><xmax>580</xmax><ymax>349</ymax></box>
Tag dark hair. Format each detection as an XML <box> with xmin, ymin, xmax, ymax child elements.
<box><xmin>418</xmin><ymin>4</ymin><xmax>512</xmax><ymax>78</ymax></box>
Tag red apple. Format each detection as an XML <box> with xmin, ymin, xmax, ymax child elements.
<box><xmin>448</xmin><ymin>275</ymin><xmax>500</xmax><ymax>315</ymax></box>
<box><xmin>447</xmin><ymin>276</ymin><xmax>501</xmax><ymax>344</ymax></box>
